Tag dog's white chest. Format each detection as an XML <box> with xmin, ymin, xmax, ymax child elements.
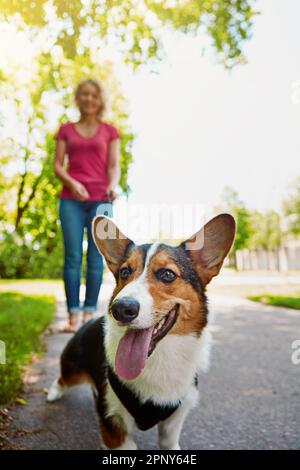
<box><xmin>105</xmin><ymin>318</ymin><xmax>211</xmax><ymax>406</ymax></box>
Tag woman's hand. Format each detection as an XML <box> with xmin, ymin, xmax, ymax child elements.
<box><xmin>106</xmin><ymin>188</ymin><xmax>118</xmax><ymax>202</ymax></box>
<box><xmin>70</xmin><ymin>180</ymin><xmax>90</xmax><ymax>200</ymax></box>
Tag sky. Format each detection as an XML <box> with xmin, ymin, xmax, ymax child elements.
<box><xmin>111</xmin><ymin>0</ymin><xmax>300</xmax><ymax>217</ymax></box>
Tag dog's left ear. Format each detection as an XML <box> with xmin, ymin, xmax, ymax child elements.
<box><xmin>92</xmin><ymin>216</ymin><xmax>134</xmax><ymax>277</ymax></box>
<box><xmin>180</xmin><ymin>213</ymin><xmax>236</xmax><ymax>286</ymax></box>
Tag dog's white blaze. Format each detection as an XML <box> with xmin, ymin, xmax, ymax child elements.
<box><xmin>113</xmin><ymin>243</ymin><xmax>160</xmax><ymax>329</ymax></box>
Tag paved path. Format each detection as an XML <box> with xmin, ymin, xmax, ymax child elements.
<box><xmin>6</xmin><ymin>281</ymin><xmax>300</xmax><ymax>450</ymax></box>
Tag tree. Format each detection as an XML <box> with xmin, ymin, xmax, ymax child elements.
<box><xmin>217</xmin><ymin>186</ymin><xmax>253</xmax><ymax>258</ymax></box>
<box><xmin>249</xmin><ymin>210</ymin><xmax>282</xmax><ymax>251</ymax></box>
<box><xmin>0</xmin><ymin>0</ymin><xmax>259</xmax><ymax>278</ymax></box>
<box><xmin>283</xmin><ymin>176</ymin><xmax>300</xmax><ymax>235</ymax></box>
<box><xmin>0</xmin><ymin>0</ymin><xmax>258</xmax><ymax>68</ymax></box>
<box><xmin>0</xmin><ymin>40</ymin><xmax>133</xmax><ymax>278</ymax></box>
<box><xmin>218</xmin><ymin>187</ymin><xmax>283</xmax><ymax>253</ymax></box>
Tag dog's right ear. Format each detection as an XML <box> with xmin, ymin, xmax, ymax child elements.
<box><xmin>179</xmin><ymin>213</ymin><xmax>236</xmax><ymax>286</ymax></box>
<box><xmin>92</xmin><ymin>216</ymin><xmax>134</xmax><ymax>277</ymax></box>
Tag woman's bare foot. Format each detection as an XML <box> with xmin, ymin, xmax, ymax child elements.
<box><xmin>60</xmin><ymin>314</ymin><xmax>79</xmax><ymax>333</ymax></box>
<box><xmin>82</xmin><ymin>311</ymin><xmax>94</xmax><ymax>325</ymax></box>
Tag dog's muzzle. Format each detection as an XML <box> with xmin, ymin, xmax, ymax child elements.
<box><xmin>111</xmin><ymin>297</ymin><xmax>140</xmax><ymax>324</ymax></box>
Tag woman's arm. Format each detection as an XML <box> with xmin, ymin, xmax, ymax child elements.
<box><xmin>54</xmin><ymin>139</ymin><xmax>89</xmax><ymax>200</ymax></box>
<box><xmin>107</xmin><ymin>139</ymin><xmax>121</xmax><ymax>201</ymax></box>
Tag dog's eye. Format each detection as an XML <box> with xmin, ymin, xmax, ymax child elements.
<box><xmin>119</xmin><ymin>267</ymin><xmax>132</xmax><ymax>280</ymax></box>
<box><xmin>156</xmin><ymin>268</ymin><xmax>177</xmax><ymax>283</ymax></box>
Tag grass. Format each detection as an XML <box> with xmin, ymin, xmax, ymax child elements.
<box><xmin>0</xmin><ymin>292</ymin><xmax>56</xmax><ymax>405</ymax></box>
<box><xmin>248</xmin><ymin>294</ymin><xmax>300</xmax><ymax>310</ymax></box>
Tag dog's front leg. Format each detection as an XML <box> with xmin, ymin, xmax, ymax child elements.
<box><xmin>158</xmin><ymin>387</ymin><xmax>199</xmax><ymax>450</ymax></box>
<box><xmin>95</xmin><ymin>387</ymin><xmax>137</xmax><ymax>450</ymax></box>
<box><xmin>98</xmin><ymin>412</ymin><xmax>137</xmax><ymax>450</ymax></box>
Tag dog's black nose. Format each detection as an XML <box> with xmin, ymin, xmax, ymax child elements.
<box><xmin>111</xmin><ymin>297</ymin><xmax>140</xmax><ymax>324</ymax></box>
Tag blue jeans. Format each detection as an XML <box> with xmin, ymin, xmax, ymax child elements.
<box><xmin>59</xmin><ymin>198</ymin><xmax>113</xmax><ymax>314</ymax></box>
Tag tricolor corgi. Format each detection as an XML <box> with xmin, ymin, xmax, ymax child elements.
<box><xmin>47</xmin><ymin>213</ymin><xmax>235</xmax><ymax>450</ymax></box>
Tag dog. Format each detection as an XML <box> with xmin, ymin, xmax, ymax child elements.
<box><xmin>47</xmin><ymin>213</ymin><xmax>235</xmax><ymax>450</ymax></box>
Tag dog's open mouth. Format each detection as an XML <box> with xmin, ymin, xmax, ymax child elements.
<box><xmin>148</xmin><ymin>304</ymin><xmax>179</xmax><ymax>356</ymax></box>
<box><xmin>115</xmin><ymin>304</ymin><xmax>179</xmax><ymax>381</ymax></box>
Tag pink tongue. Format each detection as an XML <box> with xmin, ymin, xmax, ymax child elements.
<box><xmin>115</xmin><ymin>326</ymin><xmax>154</xmax><ymax>381</ymax></box>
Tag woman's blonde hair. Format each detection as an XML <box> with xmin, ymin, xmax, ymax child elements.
<box><xmin>74</xmin><ymin>78</ymin><xmax>109</xmax><ymax>120</ymax></box>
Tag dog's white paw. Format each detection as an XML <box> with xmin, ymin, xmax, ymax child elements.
<box><xmin>160</xmin><ymin>443</ymin><xmax>181</xmax><ymax>450</ymax></box>
<box><xmin>170</xmin><ymin>444</ymin><xmax>181</xmax><ymax>450</ymax></box>
<box><xmin>114</xmin><ymin>436</ymin><xmax>138</xmax><ymax>450</ymax></box>
<box><xmin>47</xmin><ymin>378</ymin><xmax>65</xmax><ymax>402</ymax></box>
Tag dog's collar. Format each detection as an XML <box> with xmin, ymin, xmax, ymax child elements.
<box><xmin>107</xmin><ymin>365</ymin><xmax>180</xmax><ymax>431</ymax></box>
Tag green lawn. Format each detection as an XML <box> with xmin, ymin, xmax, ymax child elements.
<box><xmin>0</xmin><ymin>292</ymin><xmax>56</xmax><ymax>405</ymax></box>
<box><xmin>248</xmin><ymin>294</ymin><xmax>300</xmax><ymax>310</ymax></box>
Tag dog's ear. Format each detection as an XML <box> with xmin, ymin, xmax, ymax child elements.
<box><xmin>92</xmin><ymin>216</ymin><xmax>134</xmax><ymax>277</ymax></box>
<box><xmin>180</xmin><ymin>213</ymin><xmax>236</xmax><ymax>286</ymax></box>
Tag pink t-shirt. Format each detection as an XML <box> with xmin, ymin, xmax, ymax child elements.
<box><xmin>55</xmin><ymin>121</ymin><xmax>121</xmax><ymax>201</ymax></box>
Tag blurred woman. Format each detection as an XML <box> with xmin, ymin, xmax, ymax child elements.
<box><xmin>54</xmin><ymin>79</ymin><xmax>121</xmax><ymax>332</ymax></box>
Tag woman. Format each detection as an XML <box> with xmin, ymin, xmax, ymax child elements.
<box><xmin>54</xmin><ymin>78</ymin><xmax>121</xmax><ymax>332</ymax></box>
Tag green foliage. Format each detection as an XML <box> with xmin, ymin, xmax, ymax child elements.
<box><xmin>249</xmin><ymin>294</ymin><xmax>300</xmax><ymax>310</ymax></box>
<box><xmin>218</xmin><ymin>186</ymin><xmax>253</xmax><ymax>254</ymax></box>
<box><xmin>0</xmin><ymin>292</ymin><xmax>56</xmax><ymax>405</ymax></box>
<box><xmin>0</xmin><ymin>231</ymin><xmax>62</xmax><ymax>279</ymax></box>
<box><xmin>0</xmin><ymin>1</ymin><xmax>259</xmax><ymax>278</ymax></box>
<box><xmin>283</xmin><ymin>176</ymin><xmax>300</xmax><ymax>235</ymax></box>
<box><xmin>0</xmin><ymin>41</ymin><xmax>133</xmax><ymax>279</ymax></box>
<box><xmin>248</xmin><ymin>210</ymin><xmax>282</xmax><ymax>251</ymax></box>
<box><xmin>0</xmin><ymin>131</ymin><xmax>65</xmax><ymax>278</ymax></box>
<box><xmin>0</xmin><ymin>0</ymin><xmax>258</xmax><ymax>68</ymax></box>
<box><xmin>217</xmin><ymin>186</ymin><xmax>283</xmax><ymax>263</ymax></box>
<box><xmin>233</xmin><ymin>206</ymin><xmax>253</xmax><ymax>252</ymax></box>
<box><xmin>119</xmin><ymin>131</ymin><xmax>134</xmax><ymax>194</ymax></box>
<box><xmin>146</xmin><ymin>0</ymin><xmax>257</xmax><ymax>68</ymax></box>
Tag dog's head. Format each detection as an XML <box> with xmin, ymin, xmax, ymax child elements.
<box><xmin>93</xmin><ymin>214</ymin><xmax>235</xmax><ymax>381</ymax></box>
